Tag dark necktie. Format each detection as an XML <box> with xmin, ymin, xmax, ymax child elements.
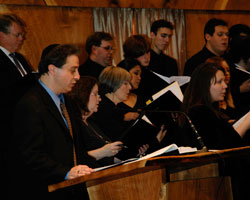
<box><xmin>9</xmin><ymin>53</ymin><xmax>27</xmax><ymax>77</ymax></box>
<box><xmin>60</xmin><ymin>100</ymin><xmax>77</xmax><ymax>166</ymax></box>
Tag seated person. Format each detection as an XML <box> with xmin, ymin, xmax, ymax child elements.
<box><xmin>68</xmin><ymin>76</ymin><xmax>123</xmax><ymax>166</ymax></box>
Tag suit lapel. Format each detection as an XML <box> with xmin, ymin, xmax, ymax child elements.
<box><xmin>0</xmin><ymin>49</ymin><xmax>22</xmax><ymax>79</ymax></box>
<box><xmin>37</xmin><ymin>84</ymin><xmax>73</xmax><ymax>139</ymax></box>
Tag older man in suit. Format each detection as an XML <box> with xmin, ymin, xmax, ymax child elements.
<box><xmin>0</xmin><ymin>14</ymin><xmax>34</xmax><ymax>104</ymax></box>
<box><xmin>9</xmin><ymin>44</ymin><xmax>98</xmax><ymax>200</ymax></box>
<box><xmin>0</xmin><ymin>14</ymin><xmax>36</xmax><ymax>198</ymax></box>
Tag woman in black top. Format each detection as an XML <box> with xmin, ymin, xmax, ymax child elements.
<box><xmin>69</xmin><ymin>76</ymin><xmax>123</xmax><ymax>166</ymax></box>
<box><xmin>180</xmin><ymin>62</ymin><xmax>250</xmax><ymax>200</ymax></box>
<box><xmin>180</xmin><ymin>62</ymin><xmax>250</xmax><ymax>150</ymax></box>
<box><xmin>118</xmin><ymin>58</ymin><xmax>167</xmax><ymax>149</ymax></box>
<box><xmin>92</xmin><ymin>66</ymin><xmax>167</xmax><ymax>159</ymax></box>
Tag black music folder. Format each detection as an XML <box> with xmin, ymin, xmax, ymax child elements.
<box><xmin>143</xmin><ymin>81</ymin><xmax>184</xmax><ymax>127</ymax></box>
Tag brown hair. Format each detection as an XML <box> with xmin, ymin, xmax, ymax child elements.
<box><xmin>68</xmin><ymin>76</ymin><xmax>98</xmax><ymax>115</ymax></box>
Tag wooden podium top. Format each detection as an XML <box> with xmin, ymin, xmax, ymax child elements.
<box><xmin>48</xmin><ymin>146</ymin><xmax>250</xmax><ymax>192</ymax></box>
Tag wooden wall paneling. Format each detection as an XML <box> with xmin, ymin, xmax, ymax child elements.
<box><xmin>0</xmin><ymin>0</ymin><xmax>45</xmax><ymax>6</ymax></box>
<box><xmin>2</xmin><ymin>0</ymin><xmax>250</xmax><ymax>10</ymax></box>
<box><xmin>44</xmin><ymin>0</ymin><xmax>141</xmax><ymax>8</ymax></box>
<box><xmin>142</xmin><ymin>0</ymin><xmax>250</xmax><ymax>10</ymax></box>
<box><xmin>185</xmin><ymin>11</ymin><xmax>250</xmax><ymax>60</ymax></box>
<box><xmin>0</xmin><ymin>5</ymin><xmax>94</xmax><ymax>70</ymax></box>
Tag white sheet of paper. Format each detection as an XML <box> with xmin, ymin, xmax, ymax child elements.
<box><xmin>151</xmin><ymin>81</ymin><xmax>184</xmax><ymax>102</ymax></box>
<box><xmin>233</xmin><ymin>111</ymin><xmax>250</xmax><ymax>129</ymax></box>
<box><xmin>152</xmin><ymin>71</ymin><xmax>191</xmax><ymax>86</ymax></box>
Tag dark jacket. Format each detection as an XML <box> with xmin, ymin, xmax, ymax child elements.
<box><xmin>9</xmin><ymin>83</ymin><xmax>98</xmax><ymax>200</ymax></box>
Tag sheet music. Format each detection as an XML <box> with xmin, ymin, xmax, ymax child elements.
<box><xmin>137</xmin><ymin>144</ymin><xmax>197</xmax><ymax>161</ymax></box>
<box><xmin>141</xmin><ymin>115</ymin><xmax>153</xmax><ymax>125</ymax></box>
<box><xmin>151</xmin><ymin>81</ymin><xmax>184</xmax><ymax>103</ymax></box>
<box><xmin>233</xmin><ymin>111</ymin><xmax>250</xmax><ymax>129</ymax></box>
<box><xmin>93</xmin><ymin>158</ymin><xmax>138</xmax><ymax>172</ymax></box>
<box><xmin>235</xmin><ymin>66</ymin><xmax>250</xmax><ymax>75</ymax></box>
<box><xmin>152</xmin><ymin>71</ymin><xmax>191</xmax><ymax>86</ymax></box>
<box><xmin>94</xmin><ymin>144</ymin><xmax>197</xmax><ymax>171</ymax></box>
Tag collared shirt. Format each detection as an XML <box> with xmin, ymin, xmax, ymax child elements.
<box><xmin>38</xmin><ymin>79</ymin><xmax>66</xmax><ymax>124</ymax></box>
<box><xmin>0</xmin><ymin>46</ymin><xmax>27</xmax><ymax>76</ymax></box>
<box><xmin>38</xmin><ymin>79</ymin><xmax>71</xmax><ymax>180</ymax></box>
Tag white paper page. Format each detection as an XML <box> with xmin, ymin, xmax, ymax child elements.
<box><xmin>233</xmin><ymin>111</ymin><xmax>250</xmax><ymax>129</ymax></box>
<box><xmin>141</xmin><ymin>115</ymin><xmax>153</xmax><ymax>125</ymax></box>
<box><xmin>235</xmin><ymin>66</ymin><xmax>250</xmax><ymax>75</ymax></box>
<box><xmin>151</xmin><ymin>81</ymin><xmax>183</xmax><ymax>102</ymax></box>
<box><xmin>169</xmin><ymin>76</ymin><xmax>191</xmax><ymax>86</ymax></box>
<box><xmin>93</xmin><ymin>158</ymin><xmax>138</xmax><ymax>172</ymax></box>
<box><xmin>178</xmin><ymin>146</ymin><xmax>197</xmax><ymax>154</ymax></box>
<box><xmin>152</xmin><ymin>71</ymin><xmax>191</xmax><ymax>86</ymax></box>
<box><xmin>137</xmin><ymin>144</ymin><xmax>178</xmax><ymax>161</ymax></box>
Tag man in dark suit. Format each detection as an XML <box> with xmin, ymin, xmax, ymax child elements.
<box><xmin>183</xmin><ymin>18</ymin><xmax>229</xmax><ymax>76</ymax></box>
<box><xmin>0</xmin><ymin>14</ymin><xmax>34</xmax><ymax>105</ymax></box>
<box><xmin>149</xmin><ymin>19</ymin><xmax>178</xmax><ymax>77</ymax></box>
<box><xmin>0</xmin><ymin>14</ymin><xmax>36</xmax><ymax>197</ymax></box>
<box><xmin>9</xmin><ymin>44</ymin><xmax>97</xmax><ymax>200</ymax></box>
<box><xmin>78</xmin><ymin>32</ymin><xmax>114</xmax><ymax>78</ymax></box>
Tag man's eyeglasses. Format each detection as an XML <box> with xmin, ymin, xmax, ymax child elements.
<box><xmin>99</xmin><ymin>46</ymin><xmax>115</xmax><ymax>52</ymax></box>
<box><xmin>9</xmin><ymin>31</ymin><xmax>26</xmax><ymax>38</ymax></box>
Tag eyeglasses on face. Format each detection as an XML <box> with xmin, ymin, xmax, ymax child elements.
<box><xmin>99</xmin><ymin>45</ymin><xmax>115</xmax><ymax>51</ymax></box>
<box><xmin>8</xmin><ymin>31</ymin><xmax>26</xmax><ymax>38</ymax></box>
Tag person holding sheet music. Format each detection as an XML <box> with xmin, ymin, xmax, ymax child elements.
<box><xmin>92</xmin><ymin>66</ymin><xmax>166</xmax><ymax>159</ymax></box>
<box><xmin>68</xmin><ymin>76</ymin><xmax>124</xmax><ymax>167</ymax></box>
<box><xmin>181</xmin><ymin>62</ymin><xmax>250</xmax><ymax>200</ymax></box>
<box><xmin>179</xmin><ymin>62</ymin><xmax>250</xmax><ymax>150</ymax></box>
<box><xmin>206</xmin><ymin>57</ymin><xmax>239</xmax><ymax>121</ymax></box>
<box><xmin>117</xmin><ymin>58</ymin><xmax>167</xmax><ymax>148</ymax></box>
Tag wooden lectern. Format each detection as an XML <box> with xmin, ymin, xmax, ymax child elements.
<box><xmin>48</xmin><ymin>146</ymin><xmax>250</xmax><ymax>200</ymax></box>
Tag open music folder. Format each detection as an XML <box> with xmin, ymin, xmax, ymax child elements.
<box><xmin>93</xmin><ymin>143</ymin><xmax>197</xmax><ymax>172</ymax></box>
<box><xmin>152</xmin><ymin>71</ymin><xmax>191</xmax><ymax>87</ymax></box>
<box><xmin>143</xmin><ymin>81</ymin><xmax>184</xmax><ymax>127</ymax></box>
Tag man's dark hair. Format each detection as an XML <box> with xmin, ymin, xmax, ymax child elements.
<box><xmin>229</xmin><ymin>36</ymin><xmax>250</xmax><ymax>64</ymax></box>
<box><xmin>118</xmin><ymin>58</ymin><xmax>141</xmax><ymax>72</ymax></box>
<box><xmin>85</xmin><ymin>32</ymin><xmax>113</xmax><ymax>54</ymax></box>
<box><xmin>204</xmin><ymin>18</ymin><xmax>228</xmax><ymax>41</ymax></box>
<box><xmin>38</xmin><ymin>44</ymin><xmax>79</xmax><ymax>75</ymax></box>
<box><xmin>123</xmin><ymin>34</ymin><xmax>151</xmax><ymax>59</ymax></box>
<box><xmin>228</xmin><ymin>24</ymin><xmax>250</xmax><ymax>49</ymax></box>
<box><xmin>40</xmin><ymin>44</ymin><xmax>60</xmax><ymax>60</ymax></box>
<box><xmin>0</xmin><ymin>14</ymin><xmax>26</xmax><ymax>34</ymax></box>
<box><xmin>150</xmin><ymin>19</ymin><xmax>174</xmax><ymax>35</ymax></box>
<box><xmin>229</xmin><ymin>24</ymin><xmax>250</xmax><ymax>40</ymax></box>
